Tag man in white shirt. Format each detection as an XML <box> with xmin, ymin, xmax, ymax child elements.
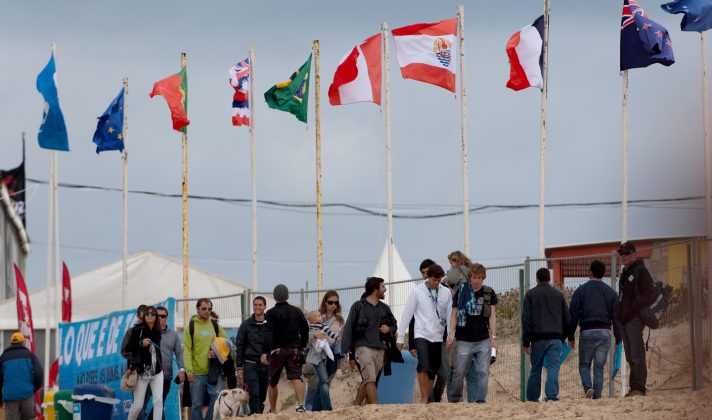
<box><xmin>396</xmin><ymin>264</ymin><xmax>453</xmax><ymax>403</ymax></box>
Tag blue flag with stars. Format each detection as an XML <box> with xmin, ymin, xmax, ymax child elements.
<box><xmin>620</xmin><ymin>0</ymin><xmax>675</xmax><ymax>71</ymax></box>
<box><xmin>92</xmin><ymin>88</ymin><xmax>125</xmax><ymax>154</ymax></box>
<box><xmin>661</xmin><ymin>0</ymin><xmax>712</xmax><ymax>32</ymax></box>
<box><xmin>36</xmin><ymin>54</ymin><xmax>69</xmax><ymax>151</ymax></box>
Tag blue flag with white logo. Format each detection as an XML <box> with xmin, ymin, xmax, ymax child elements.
<box><xmin>36</xmin><ymin>54</ymin><xmax>69</xmax><ymax>151</ymax></box>
<box><xmin>620</xmin><ymin>0</ymin><xmax>675</xmax><ymax>71</ymax></box>
<box><xmin>93</xmin><ymin>89</ymin><xmax>125</xmax><ymax>154</ymax></box>
<box><xmin>661</xmin><ymin>0</ymin><xmax>712</xmax><ymax>32</ymax></box>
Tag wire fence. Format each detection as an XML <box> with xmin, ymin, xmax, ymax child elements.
<box><xmin>173</xmin><ymin>238</ymin><xmax>710</xmax><ymax>409</ymax></box>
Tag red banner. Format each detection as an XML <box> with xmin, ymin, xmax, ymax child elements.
<box><xmin>61</xmin><ymin>262</ymin><xmax>72</xmax><ymax>322</ymax></box>
<box><xmin>14</xmin><ymin>263</ymin><xmax>35</xmax><ymax>351</ymax></box>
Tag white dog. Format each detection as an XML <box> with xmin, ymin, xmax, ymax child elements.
<box><xmin>212</xmin><ymin>388</ymin><xmax>249</xmax><ymax>419</ymax></box>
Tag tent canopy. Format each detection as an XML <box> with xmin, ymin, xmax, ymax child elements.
<box><xmin>0</xmin><ymin>250</ymin><xmax>248</xmax><ymax>330</ymax></box>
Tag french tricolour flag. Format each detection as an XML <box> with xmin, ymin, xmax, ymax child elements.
<box><xmin>506</xmin><ymin>15</ymin><xmax>544</xmax><ymax>91</ymax></box>
<box><xmin>392</xmin><ymin>18</ymin><xmax>458</xmax><ymax>92</ymax></box>
<box><xmin>329</xmin><ymin>34</ymin><xmax>382</xmax><ymax>106</ymax></box>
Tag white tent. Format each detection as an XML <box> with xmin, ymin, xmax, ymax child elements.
<box><xmin>0</xmin><ymin>250</ymin><xmax>249</xmax><ymax>330</ymax></box>
<box><xmin>371</xmin><ymin>241</ymin><xmax>416</xmax><ymax>324</ymax></box>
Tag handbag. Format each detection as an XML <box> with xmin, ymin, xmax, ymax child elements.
<box><xmin>120</xmin><ymin>367</ymin><xmax>138</xmax><ymax>391</ymax></box>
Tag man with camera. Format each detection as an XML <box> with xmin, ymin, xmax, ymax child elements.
<box><xmin>396</xmin><ymin>264</ymin><xmax>453</xmax><ymax>404</ymax></box>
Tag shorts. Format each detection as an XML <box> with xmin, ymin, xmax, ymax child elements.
<box><xmin>414</xmin><ymin>337</ymin><xmax>442</xmax><ymax>379</ymax></box>
<box><xmin>355</xmin><ymin>346</ymin><xmax>384</xmax><ymax>384</ymax></box>
<box><xmin>268</xmin><ymin>348</ymin><xmax>303</xmax><ymax>387</ymax></box>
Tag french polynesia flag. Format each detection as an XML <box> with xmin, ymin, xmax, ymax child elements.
<box><xmin>392</xmin><ymin>18</ymin><xmax>458</xmax><ymax>92</ymax></box>
<box><xmin>329</xmin><ymin>34</ymin><xmax>381</xmax><ymax>106</ymax></box>
<box><xmin>506</xmin><ymin>15</ymin><xmax>544</xmax><ymax>91</ymax></box>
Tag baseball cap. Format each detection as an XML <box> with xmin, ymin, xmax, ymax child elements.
<box><xmin>617</xmin><ymin>242</ymin><xmax>636</xmax><ymax>255</ymax></box>
<box><xmin>10</xmin><ymin>331</ymin><xmax>25</xmax><ymax>344</ymax></box>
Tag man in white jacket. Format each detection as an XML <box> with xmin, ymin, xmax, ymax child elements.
<box><xmin>396</xmin><ymin>264</ymin><xmax>453</xmax><ymax>403</ymax></box>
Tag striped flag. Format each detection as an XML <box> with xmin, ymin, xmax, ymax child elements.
<box><xmin>229</xmin><ymin>58</ymin><xmax>251</xmax><ymax>127</ymax></box>
<box><xmin>505</xmin><ymin>15</ymin><xmax>544</xmax><ymax>91</ymax></box>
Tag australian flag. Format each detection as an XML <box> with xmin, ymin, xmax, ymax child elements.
<box><xmin>621</xmin><ymin>0</ymin><xmax>675</xmax><ymax>71</ymax></box>
<box><xmin>0</xmin><ymin>162</ymin><xmax>26</xmax><ymax>225</ymax></box>
<box><xmin>92</xmin><ymin>88</ymin><xmax>125</xmax><ymax>154</ymax></box>
<box><xmin>661</xmin><ymin>0</ymin><xmax>712</xmax><ymax>32</ymax></box>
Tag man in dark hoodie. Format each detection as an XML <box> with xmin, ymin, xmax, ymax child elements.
<box><xmin>0</xmin><ymin>332</ymin><xmax>43</xmax><ymax>419</ymax></box>
<box><xmin>614</xmin><ymin>242</ymin><xmax>656</xmax><ymax>397</ymax></box>
<box><xmin>569</xmin><ymin>260</ymin><xmax>621</xmax><ymax>399</ymax></box>
<box><xmin>261</xmin><ymin>284</ymin><xmax>309</xmax><ymax>413</ymax></box>
<box><xmin>236</xmin><ymin>295</ymin><xmax>269</xmax><ymax>415</ymax></box>
<box><xmin>522</xmin><ymin>268</ymin><xmax>570</xmax><ymax>402</ymax></box>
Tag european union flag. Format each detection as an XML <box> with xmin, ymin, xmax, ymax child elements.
<box><xmin>92</xmin><ymin>89</ymin><xmax>125</xmax><ymax>154</ymax></box>
<box><xmin>662</xmin><ymin>0</ymin><xmax>712</xmax><ymax>32</ymax></box>
<box><xmin>620</xmin><ymin>0</ymin><xmax>675</xmax><ymax>71</ymax></box>
<box><xmin>36</xmin><ymin>54</ymin><xmax>69</xmax><ymax>151</ymax></box>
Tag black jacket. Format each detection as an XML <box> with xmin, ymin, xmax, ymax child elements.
<box><xmin>127</xmin><ymin>322</ymin><xmax>163</xmax><ymax>375</ymax></box>
<box><xmin>615</xmin><ymin>259</ymin><xmax>656</xmax><ymax>325</ymax></box>
<box><xmin>262</xmin><ymin>302</ymin><xmax>309</xmax><ymax>353</ymax></box>
<box><xmin>569</xmin><ymin>279</ymin><xmax>622</xmax><ymax>343</ymax></box>
<box><xmin>235</xmin><ymin>315</ymin><xmax>266</xmax><ymax>366</ymax></box>
<box><xmin>341</xmin><ymin>298</ymin><xmax>397</xmax><ymax>354</ymax></box>
<box><xmin>522</xmin><ymin>282</ymin><xmax>570</xmax><ymax>347</ymax></box>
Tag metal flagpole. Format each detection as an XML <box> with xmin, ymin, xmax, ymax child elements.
<box><xmin>382</xmin><ymin>23</ymin><xmax>395</xmax><ymax>302</ymax></box>
<box><xmin>181</xmin><ymin>52</ymin><xmax>189</xmax><ymax>328</ymax></box>
<box><xmin>538</xmin><ymin>0</ymin><xmax>550</xmax><ymax>259</ymax></box>
<box><xmin>313</xmin><ymin>40</ymin><xmax>323</xmax><ymax>291</ymax></box>
<box><xmin>122</xmin><ymin>77</ymin><xmax>129</xmax><ymax>310</ymax></box>
<box><xmin>43</xmin><ymin>150</ymin><xmax>54</xmax><ymax>390</ymax></box>
<box><xmin>620</xmin><ymin>68</ymin><xmax>629</xmax><ymax>397</ymax></box>
<box><xmin>699</xmin><ymin>32</ymin><xmax>712</xmax><ymax>381</ymax></box>
<box><xmin>53</xmin><ymin>149</ymin><xmax>61</xmax><ymax>376</ymax></box>
<box><xmin>457</xmin><ymin>5</ymin><xmax>470</xmax><ymax>257</ymax></box>
<box><xmin>249</xmin><ymin>46</ymin><xmax>258</xmax><ymax>292</ymax></box>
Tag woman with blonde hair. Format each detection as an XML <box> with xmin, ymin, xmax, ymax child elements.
<box><xmin>444</xmin><ymin>250</ymin><xmax>472</xmax><ymax>290</ymax></box>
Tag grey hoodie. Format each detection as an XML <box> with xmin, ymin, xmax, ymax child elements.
<box><xmin>160</xmin><ymin>327</ymin><xmax>184</xmax><ymax>378</ymax></box>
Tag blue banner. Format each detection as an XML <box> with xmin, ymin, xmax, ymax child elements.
<box><xmin>59</xmin><ymin>299</ymin><xmax>179</xmax><ymax>420</ymax></box>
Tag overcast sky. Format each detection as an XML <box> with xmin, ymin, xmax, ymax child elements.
<box><xmin>0</xmin><ymin>0</ymin><xmax>705</xmax><ymax>296</ymax></box>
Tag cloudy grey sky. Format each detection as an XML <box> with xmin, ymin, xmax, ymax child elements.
<box><xmin>0</xmin><ymin>0</ymin><xmax>705</xmax><ymax>295</ymax></box>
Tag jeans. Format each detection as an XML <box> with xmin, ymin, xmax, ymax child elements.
<box><xmin>144</xmin><ymin>375</ymin><xmax>173</xmax><ymax>419</ymax></box>
<box><xmin>190</xmin><ymin>374</ymin><xmax>223</xmax><ymax>420</ymax></box>
<box><xmin>244</xmin><ymin>362</ymin><xmax>269</xmax><ymax>415</ymax></box>
<box><xmin>448</xmin><ymin>339</ymin><xmax>491</xmax><ymax>403</ymax></box>
<box><xmin>3</xmin><ymin>397</ymin><xmax>34</xmax><ymax>420</ymax></box>
<box><xmin>526</xmin><ymin>339</ymin><xmax>562</xmax><ymax>402</ymax></box>
<box><xmin>578</xmin><ymin>330</ymin><xmax>611</xmax><ymax>399</ymax></box>
<box><xmin>305</xmin><ymin>360</ymin><xmax>332</xmax><ymax>411</ymax></box>
<box><xmin>622</xmin><ymin>317</ymin><xmax>647</xmax><ymax>392</ymax></box>
<box><xmin>128</xmin><ymin>372</ymin><xmax>164</xmax><ymax>420</ymax></box>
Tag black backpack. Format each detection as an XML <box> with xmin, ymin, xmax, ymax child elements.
<box><xmin>639</xmin><ymin>282</ymin><xmax>671</xmax><ymax>329</ymax></box>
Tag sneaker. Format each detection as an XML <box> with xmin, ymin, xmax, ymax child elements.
<box><xmin>585</xmin><ymin>389</ymin><xmax>594</xmax><ymax>399</ymax></box>
<box><xmin>295</xmin><ymin>404</ymin><xmax>306</xmax><ymax>413</ymax></box>
<box><xmin>625</xmin><ymin>389</ymin><xmax>646</xmax><ymax>397</ymax></box>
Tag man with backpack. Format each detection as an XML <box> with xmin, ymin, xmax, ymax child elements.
<box><xmin>569</xmin><ymin>260</ymin><xmax>621</xmax><ymax>399</ymax></box>
<box><xmin>615</xmin><ymin>242</ymin><xmax>656</xmax><ymax>397</ymax></box>
<box><xmin>184</xmin><ymin>298</ymin><xmax>229</xmax><ymax>420</ymax></box>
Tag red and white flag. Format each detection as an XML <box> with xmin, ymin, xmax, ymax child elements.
<box><xmin>61</xmin><ymin>262</ymin><xmax>72</xmax><ymax>322</ymax></box>
<box><xmin>229</xmin><ymin>58</ymin><xmax>250</xmax><ymax>126</ymax></box>
<box><xmin>14</xmin><ymin>263</ymin><xmax>35</xmax><ymax>352</ymax></box>
<box><xmin>505</xmin><ymin>15</ymin><xmax>544</xmax><ymax>91</ymax></box>
<box><xmin>391</xmin><ymin>18</ymin><xmax>458</xmax><ymax>92</ymax></box>
<box><xmin>328</xmin><ymin>34</ymin><xmax>382</xmax><ymax>106</ymax></box>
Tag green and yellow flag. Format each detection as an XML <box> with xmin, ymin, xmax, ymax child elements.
<box><xmin>264</xmin><ymin>54</ymin><xmax>311</xmax><ymax>123</ymax></box>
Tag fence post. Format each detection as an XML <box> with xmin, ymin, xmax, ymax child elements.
<box><xmin>520</xmin><ymin>258</ymin><xmax>531</xmax><ymax>402</ymax></box>
<box><xmin>689</xmin><ymin>239</ymin><xmax>703</xmax><ymax>390</ymax></box>
<box><xmin>241</xmin><ymin>290</ymin><xmax>249</xmax><ymax>321</ymax></box>
<box><xmin>608</xmin><ymin>252</ymin><xmax>618</xmax><ymax>398</ymax></box>
<box><xmin>300</xmin><ymin>288</ymin><xmax>305</xmax><ymax>312</ymax></box>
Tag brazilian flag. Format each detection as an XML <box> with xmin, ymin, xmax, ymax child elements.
<box><xmin>264</xmin><ymin>54</ymin><xmax>312</xmax><ymax>123</ymax></box>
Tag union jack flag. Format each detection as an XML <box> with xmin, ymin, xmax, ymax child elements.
<box><xmin>620</xmin><ymin>0</ymin><xmax>675</xmax><ymax>70</ymax></box>
<box><xmin>229</xmin><ymin>58</ymin><xmax>250</xmax><ymax>127</ymax></box>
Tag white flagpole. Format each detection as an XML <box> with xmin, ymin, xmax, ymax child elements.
<box><xmin>538</xmin><ymin>0</ymin><xmax>550</xmax><ymax>259</ymax></box>
<box><xmin>382</xmin><ymin>22</ymin><xmax>395</xmax><ymax>299</ymax></box>
<box><xmin>457</xmin><ymin>5</ymin><xmax>470</xmax><ymax>257</ymax></box>
<box><xmin>122</xmin><ymin>77</ymin><xmax>129</xmax><ymax>310</ymax></box>
<box><xmin>53</xmin><ymin>149</ymin><xmax>61</xmax><ymax>371</ymax></box>
<box><xmin>313</xmin><ymin>40</ymin><xmax>324</xmax><ymax>291</ymax></box>
<box><xmin>250</xmin><ymin>46</ymin><xmax>258</xmax><ymax>292</ymax></box>
<box><xmin>620</xmin><ymin>68</ymin><xmax>629</xmax><ymax>397</ymax></box>
<box><xmin>43</xmin><ymin>150</ymin><xmax>54</xmax><ymax>390</ymax></box>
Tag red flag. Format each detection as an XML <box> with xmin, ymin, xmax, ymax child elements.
<box><xmin>329</xmin><ymin>34</ymin><xmax>382</xmax><ymax>106</ymax></box>
<box><xmin>150</xmin><ymin>66</ymin><xmax>190</xmax><ymax>132</ymax></box>
<box><xmin>14</xmin><ymin>263</ymin><xmax>35</xmax><ymax>351</ymax></box>
<box><xmin>61</xmin><ymin>262</ymin><xmax>72</xmax><ymax>322</ymax></box>
<box><xmin>49</xmin><ymin>359</ymin><xmax>59</xmax><ymax>388</ymax></box>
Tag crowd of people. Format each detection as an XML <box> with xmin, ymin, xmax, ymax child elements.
<box><xmin>0</xmin><ymin>241</ymin><xmax>657</xmax><ymax>418</ymax></box>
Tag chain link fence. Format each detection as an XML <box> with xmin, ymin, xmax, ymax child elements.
<box><xmin>172</xmin><ymin>238</ymin><xmax>710</xmax><ymax>409</ymax></box>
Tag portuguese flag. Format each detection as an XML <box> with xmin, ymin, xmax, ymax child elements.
<box><xmin>264</xmin><ymin>54</ymin><xmax>312</xmax><ymax>123</ymax></box>
<box><xmin>150</xmin><ymin>66</ymin><xmax>190</xmax><ymax>132</ymax></box>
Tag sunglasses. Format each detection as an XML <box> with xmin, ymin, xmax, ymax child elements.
<box><xmin>145</xmin><ymin>312</ymin><xmax>157</xmax><ymax>317</ymax></box>
<box><xmin>327</xmin><ymin>300</ymin><xmax>340</xmax><ymax>305</ymax></box>
<box><xmin>158</xmin><ymin>314</ymin><xmax>168</xmax><ymax>319</ymax></box>
<box><xmin>199</xmin><ymin>307</ymin><xmax>213</xmax><ymax>311</ymax></box>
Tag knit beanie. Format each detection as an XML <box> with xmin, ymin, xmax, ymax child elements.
<box><xmin>273</xmin><ymin>284</ymin><xmax>289</xmax><ymax>302</ymax></box>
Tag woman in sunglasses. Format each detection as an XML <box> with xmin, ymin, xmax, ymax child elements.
<box><xmin>127</xmin><ymin>306</ymin><xmax>164</xmax><ymax>420</ymax></box>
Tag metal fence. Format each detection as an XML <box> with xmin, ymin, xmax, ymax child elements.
<box><xmin>173</xmin><ymin>238</ymin><xmax>710</xmax><ymax>408</ymax></box>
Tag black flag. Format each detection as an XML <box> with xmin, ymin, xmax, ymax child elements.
<box><xmin>0</xmin><ymin>162</ymin><xmax>26</xmax><ymax>225</ymax></box>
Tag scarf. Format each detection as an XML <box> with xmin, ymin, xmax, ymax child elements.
<box><xmin>456</xmin><ymin>282</ymin><xmax>478</xmax><ymax>327</ymax></box>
